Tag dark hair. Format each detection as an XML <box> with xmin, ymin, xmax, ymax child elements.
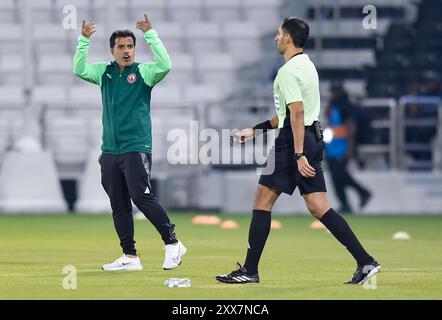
<box><xmin>281</xmin><ymin>17</ymin><xmax>309</xmax><ymax>48</ymax></box>
<box><xmin>109</xmin><ymin>30</ymin><xmax>136</xmax><ymax>48</ymax></box>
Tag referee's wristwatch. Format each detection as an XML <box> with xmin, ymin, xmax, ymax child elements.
<box><xmin>295</xmin><ymin>152</ymin><xmax>305</xmax><ymax>160</ymax></box>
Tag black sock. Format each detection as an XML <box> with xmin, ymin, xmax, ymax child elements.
<box><xmin>243</xmin><ymin>210</ymin><xmax>272</xmax><ymax>275</ymax></box>
<box><xmin>320</xmin><ymin>208</ymin><xmax>373</xmax><ymax>266</ymax></box>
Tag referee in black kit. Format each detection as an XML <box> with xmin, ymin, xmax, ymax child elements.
<box><xmin>216</xmin><ymin>17</ymin><xmax>381</xmax><ymax>285</ymax></box>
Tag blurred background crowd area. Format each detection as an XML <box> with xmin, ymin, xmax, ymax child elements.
<box><xmin>0</xmin><ymin>0</ymin><xmax>441</xmax><ymax>214</ymax></box>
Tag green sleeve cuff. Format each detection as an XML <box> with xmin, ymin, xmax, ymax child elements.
<box><xmin>144</xmin><ymin>29</ymin><xmax>158</xmax><ymax>43</ymax></box>
<box><xmin>78</xmin><ymin>34</ymin><xmax>91</xmax><ymax>44</ymax></box>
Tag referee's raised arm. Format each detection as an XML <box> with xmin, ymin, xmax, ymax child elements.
<box><xmin>137</xmin><ymin>14</ymin><xmax>172</xmax><ymax>87</ymax></box>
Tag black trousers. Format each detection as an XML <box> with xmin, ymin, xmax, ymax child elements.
<box><xmin>326</xmin><ymin>157</ymin><xmax>368</xmax><ymax>210</ymax></box>
<box><xmin>99</xmin><ymin>152</ymin><xmax>177</xmax><ymax>255</ymax></box>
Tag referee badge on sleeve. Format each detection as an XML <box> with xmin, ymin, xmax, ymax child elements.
<box><xmin>273</xmin><ymin>92</ymin><xmax>280</xmax><ymax>112</ymax></box>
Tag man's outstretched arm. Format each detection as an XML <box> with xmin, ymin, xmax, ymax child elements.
<box><xmin>230</xmin><ymin>115</ymin><xmax>279</xmax><ymax>145</ymax></box>
<box><xmin>137</xmin><ymin>14</ymin><xmax>172</xmax><ymax>87</ymax></box>
<box><xmin>254</xmin><ymin>115</ymin><xmax>279</xmax><ymax>134</ymax></box>
<box><xmin>73</xmin><ymin>20</ymin><xmax>107</xmax><ymax>85</ymax></box>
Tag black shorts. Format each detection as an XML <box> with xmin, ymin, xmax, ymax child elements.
<box><xmin>259</xmin><ymin>126</ymin><xmax>327</xmax><ymax>196</ymax></box>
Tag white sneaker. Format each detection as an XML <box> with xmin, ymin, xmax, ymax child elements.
<box><xmin>162</xmin><ymin>240</ymin><xmax>187</xmax><ymax>270</ymax></box>
<box><xmin>102</xmin><ymin>255</ymin><xmax>143</xmax><ymax>271</ymax></box>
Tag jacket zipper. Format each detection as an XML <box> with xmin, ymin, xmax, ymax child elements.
<box><xmin>113</xmin><ymin>69</ymin><xmax>122</xmax><ymax>153</ymax></box>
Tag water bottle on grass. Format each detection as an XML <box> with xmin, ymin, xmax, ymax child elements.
<box><xmin>164</xmin><ymin>278</ymin><xmax>191</xmax><ymax>287</ymax></box>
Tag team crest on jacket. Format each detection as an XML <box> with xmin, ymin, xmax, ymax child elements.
<box><xmin>127</xmin><ymin>73</ymin><xmax>137</xmax><ymax>84</ymax></box>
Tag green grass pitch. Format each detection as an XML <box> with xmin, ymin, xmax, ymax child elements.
<box><xmin>0</xmin><ymin>213</ymin><xmax>441</xmax><ymax>300</ymax></box>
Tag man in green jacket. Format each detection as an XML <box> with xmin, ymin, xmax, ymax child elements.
<box><xmin>73</xmin><ymin>15</ymin><xmax>186</xmax><ymax>271</ymax></box>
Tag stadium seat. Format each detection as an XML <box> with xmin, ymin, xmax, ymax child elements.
<box><xmin>186</xmin><ymin>22</ymin><xmax>224</xmax><ymax>53</ymax></box>
<box><xmin>307</xmin><ymin>1</ymin><xmax>409</xmax><ymax>20</ymax></box>
<box><xmin>0</xmin><ymin>151</ymin><xmax>68</xmax><ymax>213</ymax></box>
<box><xmin>0</xmin><ymin>0</ymin><xmax>19</xmax><ymax>23</ymax></box>
<box><xmin>308</xmin><ymin>20</ymin><xmax>391</xmax><ymax>38</ymax></box>
<box><xmin>68</xmin><ymin>85</ymin><xmax>102</xmax><ymax>107</ymax></box>
<box><xmin>87</xmin><ymin>116</ymin><xmax>103</xmax><ymax>146</ymax></box>
<box><xmin>151</xmin><ymin>84</ymin><xmax>184</xmax><ymax>106</ymax></box>
<box><xmin>161</xmin><ymin>53</ymin><xmax>195</xmax><ymax>85</ymax></box>
<box><xmin>151</xmin><ymin>105</ymin><xmax>197</xmax><ymax>167</ymax></box>
<box><xmin>242</xmin><ymin>0</ymin><xmax>284</xmax><ymax>32</ymax></box>
<box><xmin>183</xmin><ymin>84</ymin><xmax>225</xmax><ymax>104</ymax></box>
<box><xmin>151</xmin><ymin>22</ymin><xmax>185</xmax><ymax>54</ymax></box>
<box><xmin>9</xmin><ymin>117</ymin><xmax>27</xmax><ymax>143</ymax></box>
<box><xmin>0</xmin><ymin>55</ymin><xmax>23</xmax><ymax>85</ymax></box>
<box><xmin>168</xmin><ymin>0</ymin><xmax>204</xmax><ymax>22</ymax></box>
<box><xmin>308</xmin><ymin>49</ymin><xmax>375</xmax><ymax>69</ymax></box>
<box><xmin>31</xmin><ymin>86</ymin><xmax>68</xmax><ymax>109</ymax></box>
<box><xmin>55</xmin><ymin>0</ymin><xmax>92</xmax><ymax>21</ymax></box>
<box><xmin>30</xmin><ymin>0</ymin><xmax>57</xmax><ymax>24</ymax></box>
<box><xmin>129</xmin><ymin>0</ymin><xmax>168</xmax><ymax>22</ymax></box>
<box><xmin>0</xmin><ymin>24</ymin><xmax>22</xmax><ymax>56</ymax></box>
<box><xmin>37</xmin><ymin>54</ymin><xmax>75</xmax><ymax>85</ymax></box>
<box><xmin>150</xmin><ymin>116</ymin><xmax>166</xmax><ymax>152</ymax></box>
<box><xmin>320</xmin><ymin>79</ymin><xmax>367</xmax><ymax>99</ymax></box>
<box><xmin>206</xmin><ymin>0</ymin><xmax>243</xmax><ymax>22</ymax></box>
<box><xmin>45</xmin><ymin>116</ymin><xmax>90</xmax><ymax>166</ymax></box>
<box><xmin>151</xmin><ymin>107</ymin><xmax>194</xmax><ymax>136</ymax></box>
<box><xmin>196</xmin><ymin>54</ymin><xmax>236</xmax><ymax>95</ymax></box>
<box><xmin>0</xmin><ymin>117</ymin><xmax>10</xmax><ymax>157</ymax></box>
<box><xmin>153</xmin><ymin>115</ymin><xmax>196</xmax><ymax>166</ymax></box>
<box><xmin>0</xmin><ymin>86</ymin><xmax>26</xmax><ymax>156</ymax></box>
<box><xmin>75</xmin><ymin>147</ymin><xmax>111</xmax><ymax>213</ymax></box>
<box><xmin>331</xmin><ymin>0</ymin><xmax>410</xmax><ymax>6</ymax></box>
<box><xmin>33</xmin><ymin>24</ymin><xmax>70</xmax><ymax>56</ymax></box>
<box><xmin>92</xmin><ymin>0</ymin><xmax>128</xmax><ymax>22</ymax></box>
<box><xmin>0</xmin><ymin>86</ymin><xmax>25</xmax><ymax>107</ymax></box>
<box><xmin>223</xmin><ymin>22</ymin><xmax>263</xmax><ymax>65</ymax></box>
<box><xmin>43</xmin><ymin>106</ymin><xmax>101</xmax><ymax>149</ymax></box>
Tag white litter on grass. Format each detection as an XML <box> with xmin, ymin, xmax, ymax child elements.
<box><xmin>392</xmin><ymin>231</ymin><xmax>411</xmax><ymax>240</ymax></box>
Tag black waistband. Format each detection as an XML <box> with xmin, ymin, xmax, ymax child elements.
<box><xmin>305</xmin><ymin>121</ymin><xmax>321</xmax><ymax>130</ymax></box>
<box><xmin>280</xmin><ymin>125</ymin><xmax>315</xmax><ymax>131</ymax></box>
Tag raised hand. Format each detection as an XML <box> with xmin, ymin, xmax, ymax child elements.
<box><xmin>136</xmin><ymin>14</ymin><xmax>152</xmax><ymax>33</ymax></box>
<box><xmin>82</xmin><ymin>20</ymin><xmax>96</xmax><ymax>38</ymax></box>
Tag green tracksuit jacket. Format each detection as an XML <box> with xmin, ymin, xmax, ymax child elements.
<box><xmin>72</xmin><ymin>29</ymin><xmax>171</xmax><ymax>155</ymax></box>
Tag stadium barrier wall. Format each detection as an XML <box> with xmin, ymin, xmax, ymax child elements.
<box><xmin>217</xmin><ymin>170</ymin><xmax>442</xmax><ymax>214</ymax></box>
<box><xmin>0</xmin><ymin>151</ymin><xmax>67</xmax><ymax>213</ymax></box>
